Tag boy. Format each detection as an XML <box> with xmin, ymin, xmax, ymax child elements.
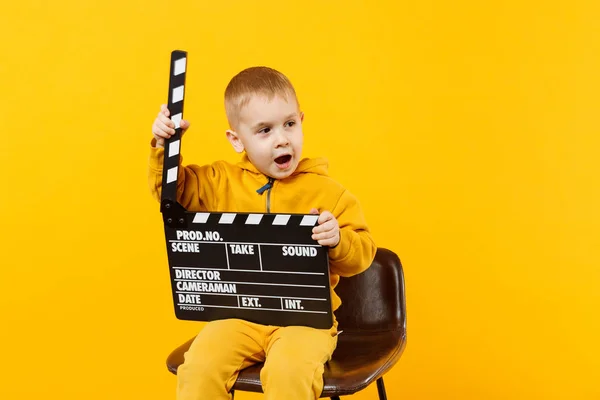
<box><xmin>148</xmin><ymin>66</ymin><xmax>376</xmax><ymax>400</ymax></box>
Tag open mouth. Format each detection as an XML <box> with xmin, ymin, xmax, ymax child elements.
<box><xmin>274</xmin><ymin>154</ymin><xmax>292</xmax><ymax>168</ymax></box>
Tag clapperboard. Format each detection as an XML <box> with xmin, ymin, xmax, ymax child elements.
<box><xmin>159</xmin><ymin>50</ymin><xmax>333</xmax><ymax>329</ymax></box>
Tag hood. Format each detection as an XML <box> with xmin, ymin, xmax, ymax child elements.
<box><xmin>236</xmin><ymin>153</ymin><xmax>329</xmax><ymax>178</ymax></box>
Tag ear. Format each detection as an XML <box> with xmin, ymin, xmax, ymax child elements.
<box><xmin>226</xmin><ymin>130</ymin><xmax>245</xmax><ymax>153</ymax></box>
<box><xmin>300</xmin><ymin>111</ymin><xmax>304</xmax><ymax>122</ymax></box>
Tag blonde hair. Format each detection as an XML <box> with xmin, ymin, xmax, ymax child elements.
<box><xmin>224</xmin><ymin>66</ymin><xmax>299</xmax><ymax>128</ymax></box>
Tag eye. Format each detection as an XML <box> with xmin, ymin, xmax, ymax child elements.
<box><xmin>284</xmin><ymin>120</ymin><xmax>296</xmax><ymax>128</ymax></box>
<box><xmin>258</xmin><ymin>127</ymin><xmax>271</xmax><ymax>134</ymax></box>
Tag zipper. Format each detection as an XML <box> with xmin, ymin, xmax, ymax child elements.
<box><xmin>256</xmin><ymin>177</ymin><xmax>275</xmax><ymax>213</ymax></box>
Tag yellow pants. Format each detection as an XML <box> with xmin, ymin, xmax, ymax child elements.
<box><xmin>177</xmin><ymin>318</ymin><xmax>338</xmax><ymax>400</ymax></box>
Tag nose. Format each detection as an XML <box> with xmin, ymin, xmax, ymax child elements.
<box><xmin>273</xmin><ymin>129</ymin><xmax>289</xmax><ymax>148</ymax></box>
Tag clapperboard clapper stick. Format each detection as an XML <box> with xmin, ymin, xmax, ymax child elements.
<box><xmin>160</xmin><ymin>50</ymin><xmax>333</xmax><ymax>329</ymax></box>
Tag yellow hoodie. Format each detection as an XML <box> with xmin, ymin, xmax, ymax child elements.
<box><xmin>148</xmin><ymin>145</ymin><xmax>377</xmax><ymax>313</ymax></box>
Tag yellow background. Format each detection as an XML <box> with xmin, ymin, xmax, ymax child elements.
<box><xmin>1</xmin><ymin>1</ymin><xmax>599</xmax><ymax>399</ymax></box>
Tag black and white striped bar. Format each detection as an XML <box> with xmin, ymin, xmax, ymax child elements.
<box><xmin>163</xmin><ymin>211</ymin><xmax>333</xmax><ymax>328</ymax></box>
<box><xmin>161</xmin><ymin>50</ymin><xmax>187</xmax><ymax>207</ymax></box>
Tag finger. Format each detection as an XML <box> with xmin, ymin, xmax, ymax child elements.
<box><xmin>152</xmin><ymin>123</ymin><xmax>173</xmax><ymax>138</ymax></box>
<box><xmin>317</xmin><ymin>235</ymin><xmax>339</xmax><ymax>247</ymax></box>
<box><xmin>158</xmin><ymin>113</ymin><xmax>175</xmax><ymax>128</ymax></box>
<box><xmin>156</xmin><ymin>120</ymin><xmax>175</xmax><ymax>135</ymax></box>
<box><xmin>309</xmin><ymin>208</ymin><xmax>319</xmax><ymax>215</ymax></box>
<box><xmin>319</xmin><ymin>239</ymin><xmax>336</xmax><ymax>247</ymax></box>
<box><xmin>153</xmin><ymin>129</ymin><xmax>171</xmax><ymax>139</ymax></box>
<box><xmin>313</xmin><ymin>215</ymin><xmax>337</xmax><ymax>233</ymax></box>
<box><xmin>160</xmin><ymin>104</ymin><xmax>170</xmax><ymax>117</ymax></box>
<box><xmin>318</xmin><ymin>211</ymin><xmax>334</xmax><ymax>225</ymax></box>
<box><xmin>312</xmin><ymin>211</ymin><xmax>333</xmax><ymax>234</ymax></box>
<box><xmin>313</xmin><ymin>219</ymin><xmax>335</xmax><ymax>234</ymax></box>
<box><xmin>153</xmin><ymin>127</ymin><xmax>172</xmax><ymax>138</ymax></box>
<box><xmin>312</xmin><ymin>229</ymin><xmax>336</xmax><ymax>242</ymax></box>
<box><xmin>180</xmin><ymin>119</ymin><xmax>190</xmax><ymax>131</ymax></box>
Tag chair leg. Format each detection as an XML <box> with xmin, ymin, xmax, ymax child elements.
<box><xmin>376</xmin><ymin>377</ymin><xmax>387</xmax><ymax>400</ymax></box>
<box><xmin>231</xmin><ymin>389</ymin><xmax>234</xmax><ymax>399</ymax></box>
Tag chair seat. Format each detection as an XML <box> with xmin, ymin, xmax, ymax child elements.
<box><xmin>167</xmin><ymin>329</ymin><xmax>406</xmax><ymax>398</ymax></box>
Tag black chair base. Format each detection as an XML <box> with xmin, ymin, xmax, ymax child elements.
<box><xmin>232</xmin><ymin>376</ymin><xmax>388</xmax><ymax>400</ymax></box>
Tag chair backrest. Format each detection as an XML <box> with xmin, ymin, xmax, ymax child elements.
<box><xmin>333</xmin><ymin>248</ymin><xmax>406</xmax><ymax>333</ymax></box>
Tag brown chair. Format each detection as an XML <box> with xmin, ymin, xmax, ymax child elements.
<box><xmin>167</xmin><ymin>247</ymin><xmax>407</xmax><ymax>399</ymax></box>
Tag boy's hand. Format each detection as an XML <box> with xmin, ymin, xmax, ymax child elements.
<box><xmin>310</xmin><ymin>208</ymin><xmax>340</xmax><ymax>247</ymax></box>
<box><xmin>151</xmin><ymin>104</ymin><xmax>190</xmax><ymax>148</ymax></box>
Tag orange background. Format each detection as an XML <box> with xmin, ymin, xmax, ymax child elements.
<box><xmin>1</xmin><ymin>1</ymin><xmax>599</xmax><ymax>399</ymax></box>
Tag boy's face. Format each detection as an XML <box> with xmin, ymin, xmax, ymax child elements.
<box><xmin>227</xmin><ymin>93</ymin><xmax>304</xmax><ymax>180</ymax></box>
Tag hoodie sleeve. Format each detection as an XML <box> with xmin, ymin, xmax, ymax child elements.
<box><xmin>327</xmin><ymin>189</ymin><xmax>377</xmax><ymax>277</ymax></box>
<box><xmin>148</xmin><ymin>141</ymin><xmax>222</xmax><ymax>211</ymax></box>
